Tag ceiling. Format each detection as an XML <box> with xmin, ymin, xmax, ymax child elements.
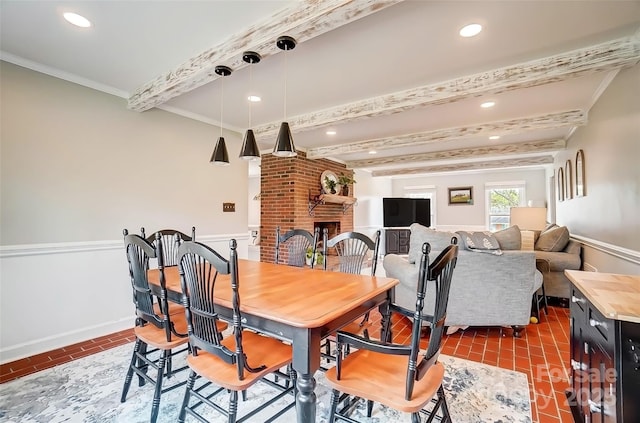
<box><xmin>2</xmin><ymin>1</ymin><xmax>639</xmax><ymax>177</ymax></box>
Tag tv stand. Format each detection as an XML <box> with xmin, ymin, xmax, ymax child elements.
<box><xmin>384</xmin><ymin>228</ymin><xmax>410</xmax><ymax>255</ymax></box>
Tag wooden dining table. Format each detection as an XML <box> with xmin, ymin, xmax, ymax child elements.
<box><xmin>147</xmin><ymin>259</ymin><xmax>398</xmax><ymax>423</ymax></box>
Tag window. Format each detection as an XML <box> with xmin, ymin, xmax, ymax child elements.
<box><xmin>485</xmin><ymin>182</ymin><xmax>525</xmax><ymax>231</ymax></box>
<box><xmin>404</xmin><ymin>185</ymin><xmax>436</xmax><ymax>227</ymax></box>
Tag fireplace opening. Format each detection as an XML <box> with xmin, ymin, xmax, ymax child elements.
<box><xmin>315</xmin><ymin>221</ymin><xmax>340</xmax><ymax>255</ymax></box>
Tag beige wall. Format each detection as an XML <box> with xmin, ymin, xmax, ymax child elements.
<box><xmin>1</xmin><ymin>61</ymin><xmax>249</xmax><ymax>245</ymax></box>
<box><xmin>554</xmin><ymin>65</ymin><xmax>640</xmax><ymax>252</ymax></box>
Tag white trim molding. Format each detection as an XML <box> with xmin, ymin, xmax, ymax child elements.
<box><xmin>571</xmin><ymin>234</ymin><xmax>640</xmax><ymax>266</ymax></box>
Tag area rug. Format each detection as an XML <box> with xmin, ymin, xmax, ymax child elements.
<box><xmin>0</xmin><ymin>343</ymin><xmax>531</xmax><ymax>422</ymax></box>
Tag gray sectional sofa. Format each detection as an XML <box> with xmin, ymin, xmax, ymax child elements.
<box><xmin>383</xmin><ymin>223</ymin><xmax>543</xmax><ymax>337</ymax></box>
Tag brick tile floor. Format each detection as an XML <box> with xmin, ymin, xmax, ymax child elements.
<box><xmin>0</xmin><ymin>306</ymin><xmax>571</xmax><ymax>422</ymax></box>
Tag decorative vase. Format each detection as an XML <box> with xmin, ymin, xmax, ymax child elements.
<box><xmin>341</xmin><ymin>185</ymin><xmax>349</xmax><ymax>196</ymax></box>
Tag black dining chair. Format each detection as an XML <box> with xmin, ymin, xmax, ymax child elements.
<box><xmin>321</xmin><ymin>229</ymin><xmax>381</xmax><ymax>361</ymax></box>
<box><xmin>142</xmin><ymin>227</ymin><xmax>196</xmax><ymax>267</ymax></box>
<box><xmin>177</xmin><ymin>239</ymin><xmax>296</xmax><ymax>423</ymax></box>
<box><xmin>275</xmin><ymin>226</ymin><xmax>319</xmax><ymax>268</ymax></box>
<box><xmin>120</xmin><ymin>231</ymin><xmax>192</xmax><ymax>423</ymax></box>
<box><xmin>324</xmin><ymin>241</ymin><xmax>459</xmax><ymax>423</ymax></box>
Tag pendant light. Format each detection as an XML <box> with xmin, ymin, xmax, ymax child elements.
<box><xmin>273</xmin><ymin>36</ymin><xmax>297</xmax><ymax>157</ymax></box>
<box><xmin>210</xmin><ymin>65</ymin><xmax>233</xmax><ymax>165</ymax></box>
<box><xmin>239</xmin><ymin>51</ymin><xmax>261</xmax><ymax>160</ymax></box>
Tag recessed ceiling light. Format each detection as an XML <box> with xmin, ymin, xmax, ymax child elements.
<box><xmin>63</xmin><ymin>12</ymin><xmax>91</xmax><ymax>28</ymax></box>
<box><xmin>489</xmin><ymin>135</ymin><xmax>500</xmax><ymax>140</ymax></box>
<box><xmin>326</xmin><ymin>130</ymin><xmax>337</xmax><ymax>136</ymax></box>
<box><xmin>247</xmin><ymin>95</ymin><xmax>261</xmax><ymax>102</ymax></box>
<box><xmin>480</xmin><ymin>101</ymin><xmax>495</xmax><ymax>108</ymax></box>
<box><xmin>368</xmin><ymin>150</ymin><xmax>377</xmax><ymax>155</ymax></box>
<box><xmin>459</xmin><ymin>23</ymin><xmax>482</xmax><ymax>38</ymax></box>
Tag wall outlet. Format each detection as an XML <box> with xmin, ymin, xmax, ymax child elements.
<box><xmin>223</xmin><ymin>203</ymin><xmax>235</xmax><ymax>212</ymax></box>
<box><xmin>583</xmin><ymin>262</ymin><xmax>598</xmax><ymax>272</ymax></box>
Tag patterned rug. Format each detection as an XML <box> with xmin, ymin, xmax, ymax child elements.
<box><xmin>0</xmin><ymin>343</ymin><xmax>531</xmax><ymax>422</ymax></box>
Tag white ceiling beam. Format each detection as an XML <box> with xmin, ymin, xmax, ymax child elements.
<box><xmin>371</xmin><ymin>156</ymin><xmax>555</xmax><ymax>177</ymax></box>
<box><xmin>255</xmin><ymin>35</ymin><xmax>640</xmax><ymax>138</ymax></box>
<box><xmin>345</xmin><ymin>138</ymin><xmax>566</xmax><ymax>169</ymax></box>
<box><xmin>307</xmin><ymin>110</ymin><xmax>585</xmax><ymax>158</ymax></box>
<box><xmin>128</xmin><ymin>0</ymin><xmax>402</xmax><ymax>112</ymax></box>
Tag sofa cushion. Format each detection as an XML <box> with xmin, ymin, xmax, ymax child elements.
<box><xmin>535</xmin><ymin>225</ymin><xmax>570</xmax><ymax>252</ymax></box>
<box><xmin>456</xmin><ymin>231</ymin><xmax>503</xmax><ymax>255</ymax></box>
<box><xmin>408</xmin><ymin>223</ymin><xmax>457</xmax><ymax>264</ymax></box>
<box><xmin>493</xmin><ymin>225</ymin><xmax>522</xmax><ymax>250</ymax></box>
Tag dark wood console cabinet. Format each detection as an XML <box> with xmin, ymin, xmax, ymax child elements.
<box><xmin>384</xmin><ymin>228</ymin><xmax>410</xmax><ymax>255</ymax></box>
<box><xmin>565</xmin><ymin>270</ymin><xmax>640</xmax><ymax>423</ymax></box>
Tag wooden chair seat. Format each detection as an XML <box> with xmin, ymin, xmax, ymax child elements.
<box><xmin>325</xmin><ymin>348</ymin><xmax>444</xmax><ymax>413</ymax></box>
<box><xmin>134</xmin><ymin>313</ymin><xmax>190</xmax><ymax>350</ymax></box>
<box><xmin>187</xmin><ymin>330</ymin><xmax>292</xmax><ymax>392</ymax></box>
<box><xmin>153</xmin><ymin>301</ymin><xmax>185</xmax><ymax>316</ymax></box>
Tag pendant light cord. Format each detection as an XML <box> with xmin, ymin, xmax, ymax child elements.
<box><xmin>283</xmin><ymin>46</ymin><xmax>288</xmax><ymax>120</ymax></box>
<box><xmin>220</xmin><ymin>74</ymin><xmax>224</xmax><ymax>137</ymax></box>
<box><xmin>248</xmin><ymin>60</ymin><xmax>253</xmax><ymax>128</ymax></box>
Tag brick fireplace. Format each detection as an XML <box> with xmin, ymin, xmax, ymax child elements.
<box><xmin>260</xmin><ymin>151</ymin><xmax>354</xmax><ymax>263</ymax></box>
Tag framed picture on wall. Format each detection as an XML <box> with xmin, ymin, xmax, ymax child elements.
<box><xmin>565</xmin><ymin>160</ymin><xmax>573</xmax><ymax>200</ymax></box>
<box><xmin>557</xmin><ymin>167</ymin><xmax>564</xmax><ymax>201</ymax></box>
<box><xmin>448</xmin><ymin>186</ymin><xmax>473</xmax><ymax>205</ymax></box>
<box><xmin>576</xmin><ymin>149</ymin><xmax>585</xmax><ymax>197</ymax></box>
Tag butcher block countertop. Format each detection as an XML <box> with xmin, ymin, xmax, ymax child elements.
<box><xmin>565</xmin><ymin>270</ymin><xmax>640</xmax><ymax>324</ymax></box>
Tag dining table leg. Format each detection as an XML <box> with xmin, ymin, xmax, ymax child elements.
<box><xmin>296</xmin><ymin>372</ymin><xmax>317</xmax><ymax>422</ymax></box>
<box><xmin>292</xmin><ymin>328</ymin><xmax>321</xmax><ymax>423</ymax></box>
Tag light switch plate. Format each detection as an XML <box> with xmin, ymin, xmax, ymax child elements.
<box><xmin>223</xmin><ymin>203</ymin><xmax>235</xmax><ymax>212</ymax></box>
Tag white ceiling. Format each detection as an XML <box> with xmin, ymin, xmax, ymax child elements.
<box><xmin>2</xmin><ymin>1</ymin><xmax>639</xmax><ymax>177</ymax></box>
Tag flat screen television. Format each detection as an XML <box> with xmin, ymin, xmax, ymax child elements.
<box><xmin>383</xmin><ymin>198</ymin><xmax>431</xmax><ymax>228</ymax></box>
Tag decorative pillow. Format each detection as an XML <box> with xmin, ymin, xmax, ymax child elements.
<box><xmin>408</xmin><ymin>223</ymin><xmax>458</xmax><ymax>264</ymax></box>
<box><xmin>535</xmin><ymin>225</ymin><xmax>570</xmax><ymax>252</ymax></box>
<box><xmin>493</xmin><ymin>225</ymin><xmax>521</xmax><ymax>250</ymax></box>
<box><xmin>455</xmin><ymin>231</ymin><xmax>503</xmax><ymax>255</ymax></box>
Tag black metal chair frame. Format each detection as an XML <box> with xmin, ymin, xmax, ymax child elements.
<box><xmin>177</xmin><ymin>239</ymin><xmax>296</xmax><ymax>423</ymax></box>
<box><xmin>120</xmin><ymin>230</ymin><xmax>189</xmax><ymax>423</ymax></box>
<box><xmin>327</xmin><ymin>239</ymin><xmax>459</xmax><ymax>423</ymax></box>
<box><xmin>275</xmin><ymin>226</ymin><xmax>318</xmax><ymax>268</ymax></box>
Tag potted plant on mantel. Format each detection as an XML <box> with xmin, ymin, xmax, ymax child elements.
<box><xmin>337</xmin><ymin>173</ymin><xmax>356</xmax><ymax>196</ymax></box>
<box><xmin>324</xmin><ymin>176</ymin><xmax>338</xmax><ymax>194</ymax></box>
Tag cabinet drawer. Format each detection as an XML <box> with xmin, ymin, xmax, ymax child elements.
<box><xmin>570</xmin><ymin>285</ymin><xmax>588</xmax><ymax>317</ymax></box>
<box><xmin>587</xmin><ymin>304</ymin><xmax>614</xmax><ymax>349</ymax></box>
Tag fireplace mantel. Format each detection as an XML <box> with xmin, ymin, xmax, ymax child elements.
<box><xmin>308</xmin><ymin>192</ymin><xmax>357</xmax><ymax>216</ymax></box>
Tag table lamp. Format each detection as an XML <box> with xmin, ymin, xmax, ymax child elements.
<box><xmin>510</xmin><ymin>207</ymin><xmax>547</xmax><ymax>250</ymax></box>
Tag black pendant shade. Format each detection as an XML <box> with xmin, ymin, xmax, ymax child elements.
<box><xmin>239</xmin><ymin>129</ymin><xmax>260</xmax><ymax>160</ymax></box>
<box><xmin>272</xmin><ymin>122</ymin><xmax>296</xmax><ymax>157</ymax></box>
<box><xmin>210</xmin><ymin>136</ymin><xmax>230</xmax><ymax>165</ymax></box>
<box><xmin>210</xmin><ymin>65</ymin><xmax>232</xmax><ymax>165</ymax></box>
<box><xmin>273</xmin><ymin>36</ymin><xmax>298</xmax><ymax>158</ymax></box>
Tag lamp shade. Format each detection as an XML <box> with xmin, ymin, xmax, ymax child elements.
<box><xmin>239</xmin><ymin>129</ymin><xmax>260</xmax><ymax>160</ymax></box>
<box><xmin>210</xmin><ymin>136</ymin><xmax>230</xmax><ymax>166</ymax></box>
<box><xmin>510</xmin><ymin>207</ymin><xmax>547</xmax><ymax>230</ymax></box>
<box><xmin>272</xmin><ymin>122</ymin><xmax>297</xmax><ymax>157</ymax></box>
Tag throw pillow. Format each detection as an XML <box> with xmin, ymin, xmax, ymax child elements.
<box><xmin>455</xmin><ymin>231</ymin><xmax>503</xmax><ymax>255</ymax></box>
<box><xmin>535</xmin><ymin>225</ymin><xmax>570</xmax><ymax>252</ymax></box>
<box><xmin>408</xmin><ymin>223</ymin><xmax>458</xmax><ymax>264</ymax></box>
<box><xmin>493</xmin><ymin>225</ymin><xmax>521</xmax><ymax>250</ymax></box>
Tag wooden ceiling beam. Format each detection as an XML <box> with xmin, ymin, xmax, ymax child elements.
<box><xmin>371</xmin><ymin>156</ymin><xmax>555</xmax><ymax>177</ymax></box>
<box><xmin>306</xmin><ymin>110</ymin><xmax>585</xmax><ymax>158</ymax></box>
<box><xmin>254</xmin><ymin>35</ymin><xmax>639</xmax><ymax>138</ymax></box>
<box><xmin>345</xmin><ymin>138</ymin><xmax>566</xmax><ymax>169</ymax></box>
<box><xmin>127</xmin><ymin>0</ymin><xmax>402</xmax><ymax>112</ymax></box>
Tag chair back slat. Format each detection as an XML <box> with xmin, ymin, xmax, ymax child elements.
<box><xmin>275</xmin><ymin>226</ymin><xmax>317</xmax><ymax>268</ymax></box>
<box><xmin>323</xmin><ymin>229</ymin><xmax>380</xmax><ymax>275</ymax></box>
<box><xmin>144</xmin><ymin>227</ymin><xmax>196</xmax><ymax>267</ymax></box>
